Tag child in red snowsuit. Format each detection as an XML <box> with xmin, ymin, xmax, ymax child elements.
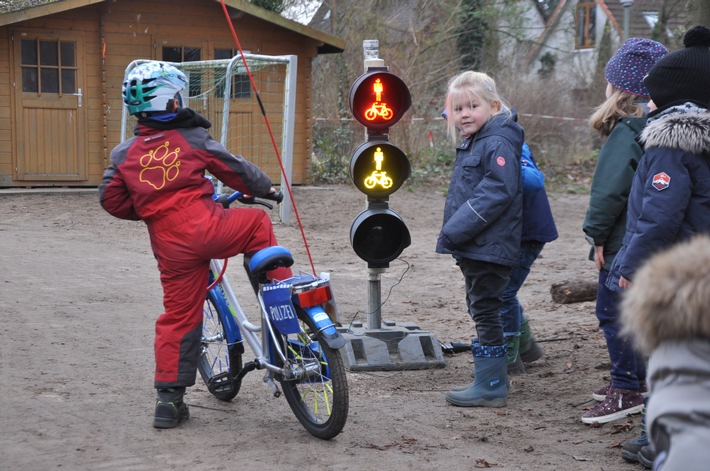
<box><xmin>99</xmin><ymin>61</ymin><xmax>291</xmax><ymax>429</ymax></box>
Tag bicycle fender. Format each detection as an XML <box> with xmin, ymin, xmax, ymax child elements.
<box><xmin>303</xmin><ymin>306</ymin><xmax>345</xmax><ymax>350</ymax></box>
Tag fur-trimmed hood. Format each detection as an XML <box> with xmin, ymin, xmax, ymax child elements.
<box><xmin>640</xmin><ymin>112</ymin><xmax>710</xmax><ymax>156</ymax></box>
<box><xmin>621</xmin><ymin>235</ymin><xmax>710</xmax><ymax>354</ymax></box>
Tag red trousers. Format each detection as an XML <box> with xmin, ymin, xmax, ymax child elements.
<box><xmin>147</xmin><ymin>199</ymin><xmax>292</xmax><ymax>388</ymax></box>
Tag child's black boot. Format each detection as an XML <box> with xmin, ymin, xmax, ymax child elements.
<box><xmin>153</xmin><ymin>387</ymin><xmax>189</xmax><ymax>429</ymax></box>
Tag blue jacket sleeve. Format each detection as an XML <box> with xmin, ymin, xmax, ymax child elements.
<box><xmin>521</xmin><ymin>143</ymin><xmax>544</xmax><ymax>195</ymax></box>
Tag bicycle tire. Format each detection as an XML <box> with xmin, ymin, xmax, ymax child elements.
<box><xmin>198</xmin><ymin>291</ymin><xmax>243</xmax><ymax>402</ymax></box>
<box><xmin>276</xmin><ymin>306</ymin><xmax>349</xmax><ymax>440</ymax></box>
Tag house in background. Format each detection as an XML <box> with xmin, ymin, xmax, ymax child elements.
<box><xmin>518</xmin><ymin>0</ymin><xmax>688</xmax><ymax>88</ymax></box>
<box><xmin>0</xmin><ymin>0</ymin><xmax>344</xmax><ymax>188</ymax></box>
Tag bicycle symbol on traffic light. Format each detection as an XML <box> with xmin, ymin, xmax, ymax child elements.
<box><xmin>364</xmin><ymin>79</ymin><xmax>394</xmax><ymax>121</ymax></box>
<box><xmin>364</xmin><ymin>172</ymin><xmax>393</xmax><ymax>190</ymax></box>
<box><xmin>365</xmin><ymin>103</ymin><xmax>393</xmax><ymax>121</ymax></box>
<box><xmin>363</xmin><ymin>147</ymin><xmax>393</xmax><ymax>189</ymax></box>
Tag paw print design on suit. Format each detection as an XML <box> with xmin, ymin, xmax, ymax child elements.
<box><xmin>139</xmin><ymin>141</ymin><xmax>181</xmax><ymax>190</ymax></box>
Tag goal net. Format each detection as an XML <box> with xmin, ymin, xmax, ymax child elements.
<box><xmin>120</xmin><ymin>54</ymin><xmax>297</xmax><ymax>223</ymax></box>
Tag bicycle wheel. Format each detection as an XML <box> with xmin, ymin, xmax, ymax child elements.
<box><xmin>276</xmin><ymin>306</ymin><xmax>349</xmax><ymax>440</ymax></box>
<box><xmin>198</xmin><ymin>291</ymin><xmax>243</xmax><ymax>402</ymax></box>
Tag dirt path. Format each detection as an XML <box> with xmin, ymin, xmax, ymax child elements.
<box><xmin>0</xmin><ymin>185</ymin><xmax>642</xmax><ymax>470</ymax></box>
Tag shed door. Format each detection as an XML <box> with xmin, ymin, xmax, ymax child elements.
<box><xmin>12</xmin><ymin>31</ymin><xmax>86</xmax><ymax>181</ymax></box>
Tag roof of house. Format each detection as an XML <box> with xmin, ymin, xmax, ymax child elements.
<box><xmin>603</xmin><ymin>0</ymin><xmax>688</xmax><ymax>46</ymax></box>
<box><xmin>523</xmin><ymin>0</ymin><xmax>688</xmax><ymax>68</ymax></box>
<box><xmin>0</xmin><ymin>0</ymin><xmax>345</xmax><ymax>53</ymax></box>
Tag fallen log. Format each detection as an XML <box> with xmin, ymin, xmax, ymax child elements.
<box><xmin>550</xmin><ymin>280</ymin><xmax>597</xmax><ymax>304</ymax></box>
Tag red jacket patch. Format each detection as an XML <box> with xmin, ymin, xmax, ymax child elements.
<box><xmin>652</xmin><ymin>172</ymin><xmax>671</xmax><ymax>191</ymax></box>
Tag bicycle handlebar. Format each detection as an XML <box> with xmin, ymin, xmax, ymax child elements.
<box><xmin>217</xmin><ymin>190</ymin><xmax>283</xmax><ymax>210</ymax></box>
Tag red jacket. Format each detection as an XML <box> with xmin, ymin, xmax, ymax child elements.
<box><xmin>99</xmin><ymin>108</ymin><xmax>272</xmax><ymax>223</ymax></box>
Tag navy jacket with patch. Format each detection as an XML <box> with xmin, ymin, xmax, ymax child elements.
<box><xmin>436</xmin><ymin>111</ymin><xmax>524</xmax><ymax>267</ymax></box>
<box><xmin>607</xmin><ymin>111</ymin><xmax>710</xmax><ymax>291</ymax></box>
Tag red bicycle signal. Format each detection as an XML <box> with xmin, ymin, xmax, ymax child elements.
<box><xmin>349</xmin><ymin>69</ymin><xmax>412</xmax><ymax>133</ymax></box>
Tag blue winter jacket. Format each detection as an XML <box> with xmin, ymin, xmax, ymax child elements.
<box><xmin>521</xmin><ymin>143</ymin><xmax>558</xmax><ymax>244</ymax></box>
<box><xmin>436</xmin><ymin>111</ymin><xmax>524</xmax><ymax>266</ymax></box>
<box><xmin>606</xmin><ymin>109</ymin><xmax>710</xmax><ymax>291</ymax></box>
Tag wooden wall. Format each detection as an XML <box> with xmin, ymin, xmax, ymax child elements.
<box><xmin>0</xmin><ymin>30</ymin><xmax>11</xmax><ymax>185</ymax></box>
<box><xmin>0</xmin><ymin>0</ymin><xmax>321</xmax><ymax>187</ymax></box>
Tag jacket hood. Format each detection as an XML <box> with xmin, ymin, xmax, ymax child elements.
<box><xmin>621</xmin><ymin>234</ymin><xmax>710</xmax><ymax>354</ymax></box>
<box><xmin>639</xmin><ymin>111</ymin><xmax>710</xmax><ymax>156</ymax></box>
<box><xmin>135</xmin><ymin>108</ymin><xmax>212</xmax><ymax>133</ymax></box>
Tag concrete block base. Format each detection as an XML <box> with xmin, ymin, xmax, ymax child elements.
<box><xmin>338</xmin><ymin>320</ymin><xmax>446</xmax><ymax>371</ymax></box>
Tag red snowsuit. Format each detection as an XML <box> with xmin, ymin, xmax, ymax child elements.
<box><xmin>99</xmin><ymin>108</ymin><xmax>291</xmax><ymax>388</ymax></box>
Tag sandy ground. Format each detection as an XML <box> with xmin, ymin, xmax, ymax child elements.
<box><xmin>0</xmin><ymin>184</ymin><xmax>645</xmax><ymax>470</ymax></box>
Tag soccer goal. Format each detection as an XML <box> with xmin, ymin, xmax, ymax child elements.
<box><xmin>121</xmin><ymin>54</ymin><xmax>298</xmax><ymax>224</ymax></box>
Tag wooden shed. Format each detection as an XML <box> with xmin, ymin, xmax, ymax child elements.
<box><xmin>0</xmin><ymin>0</ymin><xmax>344</xmax><ymax>188</ymax></box>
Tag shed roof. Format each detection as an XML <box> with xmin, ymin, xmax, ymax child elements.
<box><xmin>0</xmin><ymin>0</ymin><xmax>345</xmax><ymax>53</ymax></box>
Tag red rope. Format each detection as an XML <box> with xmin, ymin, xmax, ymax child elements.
<box><xmin>219</xmin><ymin>0</ymin><xmax>317</xmax><ymax>276</ymax></box>
<box><xmin>206</xmin><ymin>259</ymin><xmax>229</xmax><ymax>292</ymax></box>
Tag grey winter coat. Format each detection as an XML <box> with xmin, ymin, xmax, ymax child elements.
<box><xmin>646</xmin><ymin>341</ymin><xmax>710</xmax><ymax>471</ymax></box>
<box><xmin>621</xmin><ymin>235</ymin><xmax>710</xmax><ymax>471</ymax></box>
<box><xmin>436</xmin><ymin>112</ymin><xmax>524</xmax><ymax>266</ymax></box>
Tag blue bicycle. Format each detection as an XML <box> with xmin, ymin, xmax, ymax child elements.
<box><xmin>197</xmin><ymin>185</ymin><xmax>349</xmax><ymax>440</ymax></box>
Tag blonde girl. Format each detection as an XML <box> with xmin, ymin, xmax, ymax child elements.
<box><xmin>437</xmin><ymin>70</ymin><xmax>524</xmax><ymax>408</ymax></box>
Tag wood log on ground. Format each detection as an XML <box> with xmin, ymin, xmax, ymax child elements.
<box><xmin>550</xmin><ymin>280</ymin><xmax>597</xmax><ymax>304</ymax></box>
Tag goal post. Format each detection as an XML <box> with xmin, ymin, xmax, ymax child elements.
<box><xmin>120</xmin><ymin>54</ymin><xmax>297</xmax><ymax>224</ymax></box>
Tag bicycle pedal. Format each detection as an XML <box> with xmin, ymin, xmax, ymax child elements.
<box><xmin>208</xmin><ymin>372</ymin><xmax>233</xmax><ymax>394</ymax></box>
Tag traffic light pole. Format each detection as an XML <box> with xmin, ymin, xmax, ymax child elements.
<box><xmin>367</xmin><ymin>267</ymin><xmax>385</xmax><ymax>330</ymax></box>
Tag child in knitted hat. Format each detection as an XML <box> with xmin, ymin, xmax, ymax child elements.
<box><xmin>606</xmin><ymin>24</ymin><xmax>710</xmax><ymax>467</ymax></box>
<box><xmin>643</xmin><ymin>25</ymin><xmax>710</xmax><ymax>112</ymax></box>
<box><xmin>581</xmin><ymin>37</ymin><xmax>667</xmax><ymax>428</ymax></box>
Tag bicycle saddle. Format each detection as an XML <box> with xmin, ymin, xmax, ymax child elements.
<box><xmin>248</xmin><ymin>246</ymin><xmax>294</xmax><ymax>276</ymax></box>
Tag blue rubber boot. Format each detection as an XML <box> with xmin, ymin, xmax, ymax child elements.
<box><xmin>445</xmin><ymin>342</ymin><xmax>508</xmax><ymax>407</ymax></box>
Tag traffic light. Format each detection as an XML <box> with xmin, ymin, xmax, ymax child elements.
<box><xmin>349</xmin><ymin>141</ymin><xmax>409</xmax><ymax>198</ymax></box>
<box><xmin>348</xmin><ymin>67</ymin><xmax>412</xmax><ymax>268</ymax></box>
<box><xmin>349</xmin><ymin>71</ymin><xmax>411</xmax><ymax>132</ymax></box>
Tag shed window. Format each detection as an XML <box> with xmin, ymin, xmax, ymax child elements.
<box><xmin>21</xmin><ymin>39</ymin><xmax>77</xmax><ymax>94</ymax></box>
<box><xmin>215</xmin><ymin>48</ymin><xmax>251</xmax><ymax>99</ymax></box>
<box><xmin>575</xmin><ymin>2</ymin><xmax>597</xmax><ymax>49</ymax></box>
<box><xmin>162</xmin><ymin>46</ymin><xmax>202</xmax><ymax>97</ymax></box>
